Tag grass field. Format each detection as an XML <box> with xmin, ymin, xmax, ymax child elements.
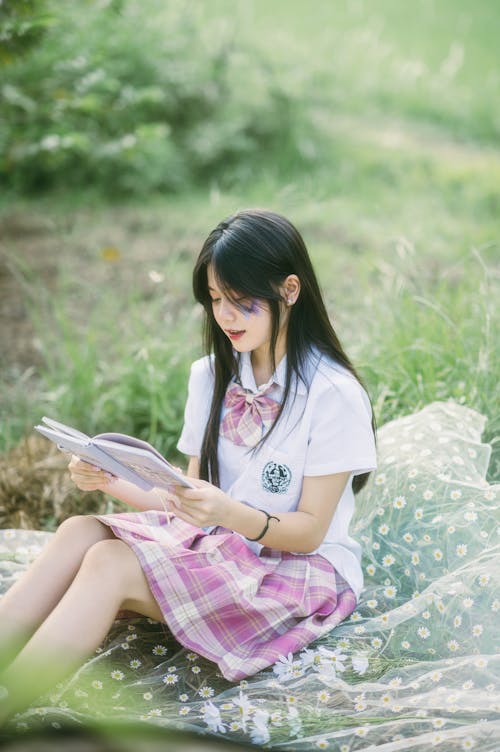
<box><xmin>1</xmin><ymin>0</ymin><xmax>499</xmax><ymax>525</ymax></box>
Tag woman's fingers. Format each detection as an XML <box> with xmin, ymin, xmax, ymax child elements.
<box><xmin>67</xmin><ymin>455</ymin><xmax>114</xmax><ymax>491</ymax></box>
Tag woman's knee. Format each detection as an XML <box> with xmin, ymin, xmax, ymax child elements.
<box><xmin>80</xmin><ymin>539</ymin><xmax>132</xmax><ymax>585</ymax></box>
<box><xmin>56</xmin><ymin>515</ymin><xmax>114</xmax><ymax>545</ymax></box>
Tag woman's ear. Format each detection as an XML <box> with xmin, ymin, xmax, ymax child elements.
<box><xmin>281</xmin><ymin>274</ymin><xmax>301</xmax><ymax>306</ymax></box>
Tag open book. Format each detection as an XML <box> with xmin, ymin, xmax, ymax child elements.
<box><xmin>34</xmin><ymin>417</ymin><xmax>195</xmax><ymax>491</ymax></box>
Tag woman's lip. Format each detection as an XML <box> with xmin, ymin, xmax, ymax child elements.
<box><xmin>226</xmin><ymin>330</ymin><xmax>245</xmax><ymax>340</ymax></box>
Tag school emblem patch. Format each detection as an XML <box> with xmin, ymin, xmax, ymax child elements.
<box><xmin>262</xmin><ymin>461</ymin><xmax>292</xmax><ymax>494</ymax></box>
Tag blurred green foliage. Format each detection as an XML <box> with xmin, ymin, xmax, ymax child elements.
<box><xmin>0</xmin><ymin>0</ymin><xmax>308</xmax><ymax>195</ymax></box>
<box><xmin>0</xmin><ymin>0</ymin><xmax>53</xmax><ymax>63</ymax></box>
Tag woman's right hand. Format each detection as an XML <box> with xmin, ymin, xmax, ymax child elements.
<box><xmin>68</xmin><ymin>455</ymin><xmax>115</xmax><ymax>492</ymax></box>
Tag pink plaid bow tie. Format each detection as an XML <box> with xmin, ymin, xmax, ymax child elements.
<box><xmin>220</xmin><ymin>382</ymin><xmax>280</xmax><ymax>447</ymax></box>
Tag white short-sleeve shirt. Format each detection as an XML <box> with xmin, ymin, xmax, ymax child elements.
<box><xmin>177</xmin><ymin>348</ymin><xmax>377</xmax><ymax>598</ymax></box>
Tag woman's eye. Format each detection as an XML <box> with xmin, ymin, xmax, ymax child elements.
<box><xmin>210</xmin><ymin>297</ymin><xmax>221</xmax><ymax>304</ymax></box>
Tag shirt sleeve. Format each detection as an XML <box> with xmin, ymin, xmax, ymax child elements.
<box><xmin>176</xmin><ymin>356</ymin><xmax>214</xmax><ymax>458</ymax></box>
<box><xmin>304</xmin><ymin>376</ymin><xmax>377</xmax><ymax>477</ymax></box>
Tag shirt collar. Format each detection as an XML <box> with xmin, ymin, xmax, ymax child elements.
<box><xmin>237</xmin><ymin>350</ymin><xmax>308</xmax><ymax>395</ymax></box>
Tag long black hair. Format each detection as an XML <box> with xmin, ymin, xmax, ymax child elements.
<box><xmin>192</xmin><ymin>208</ymin><xmax>377</xmax><ymax>494</ymax></box>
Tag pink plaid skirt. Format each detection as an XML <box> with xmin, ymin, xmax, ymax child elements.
<box><xmin>92</xmin><ymin>510</ymin><xmax>357</xmax><ymax>681</ymax></box>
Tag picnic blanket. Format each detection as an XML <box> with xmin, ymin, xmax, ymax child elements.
<box><xmin>1</xmin><ymin>400</ymin><xmax>498</xmax><ymax>749</ymax></box>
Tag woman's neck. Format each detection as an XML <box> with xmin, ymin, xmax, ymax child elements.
<box><xmin>250</xmin><ymin>334</ymin><xmax>287</xmax><ymax>387</ymax></box>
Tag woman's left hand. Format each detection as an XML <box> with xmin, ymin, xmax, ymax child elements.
<box><xmin>169</xmin><ymin>478</ymin><xmax>233</xmax><ymax>528</ymax></box>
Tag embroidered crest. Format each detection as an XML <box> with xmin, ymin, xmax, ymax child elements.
<box><xmin>262</xmin><ymin>461</ymin><xmax>292</xmax><ymax>494</ymax></box>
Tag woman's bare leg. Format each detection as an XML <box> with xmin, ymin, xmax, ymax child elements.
<box><xmin>0</xmin><ymin>515</ymin><xmax>115</xmax><ymax>665</ymax></box>
<box><xmin>0</xmin><ymin>537</ymin><xmax>163</xmax><ymax>723</ymax></box>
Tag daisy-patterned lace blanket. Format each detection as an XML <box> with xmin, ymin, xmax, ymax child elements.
<box><xmin>1</xmin><ymin>400</ymin><xmax>498</xmax><ymax>750</ymax></box>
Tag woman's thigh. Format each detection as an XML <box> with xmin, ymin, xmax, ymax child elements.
<box><xmin>85</xmin><ymin>538</ymin><xmax>164</xmax><ymax>622</ymax></box>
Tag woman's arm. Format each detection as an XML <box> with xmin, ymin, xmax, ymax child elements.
<box><xmin>67</xmin><ymin>455</ymin><xmax>198</xmax><ymax>514</ymax></box>
<box><xmin>173</xmin><ymin>471</ymin><xmax>351</xmax><ymax>554</ymax></box>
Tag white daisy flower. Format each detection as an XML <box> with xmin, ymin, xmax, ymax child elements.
<box><xmin>316</xmin><ymin>741</ymin><xmax>329</xmax><ymax>749</ymax></box>
<box><xmin>393</xmin><ymin>496</ymin><xmax>406</xmax><ymax>509</ymax></box>
<box><xmin>433</xmin><ymin>549</ymin><xmax>443</xmax><ymax>561</ymax></box>
<box><xmin>179</xmin><ymin>693</ymin><xmax>189</xmax><ymax>702</ymax></box>
<box><xmin>464</xmin><ymin>510</ymin><xmax>477</xmax><ymax>522</ymax></box>
<box><xmin>198</xmin><ymin>686</ymin><xmax>215</xmax><ymax>699</ymax></box>
<box><xmin>462</xmin><ymin>737</ymin><xmax>476</xmax><ymax>749</ymax></box>
<box><xmin>162</xmin><ymin>674</ymin><xmax>178</xmax><ymax>685</ymax></box>
<box><xmin>456</xmin><ymin>544</ymin><xmax>468</xmax><ymax>557</ymax></box>
<box><xmin>403</xmin><ymin>533</ymin><xmax>413</xmax><ymax>543</ymax></box>
<box><xmin>451</xmin><ymin>489</ymin><xmax>462</xmax><ymax>500</ymax></box>
<box><xmin>389</xmin><ymin>677</ymin><xmax>402</xmax><ymax>688</ymax></box>
<box><xmin>418</xmin><ymin>626</ymin><xmax>430</xmax><ymax>639</ymax></box>
<box><xmin>412</xmin><ymin>552</ymin><xmax>420</xmax><ymax>565</ymax></box>
<box><xmin>91</xmin><ymin>680</ymin><xmax>103</xmax><ymax>690</ymax></box>
<box><xmin>383</xmin><ymin>554</ymin><xmax>395</xmax><ymax>566</ymax></box>
<box><xmin>384</xmin><ymin>585</ymin><xmax>397</xmax><ymax>599</ymax></box>
<box><xmin>179</xmin><ymin>706</ymin><xmax>191</xmax><ymax>716</ymax></box>
<box><xmin>415</xmin><ymin>509</ymin><xmax>423</xmax><ymax>520</ymax></box>
<box><xmin>129</xmin><ymin>659</ymin><xmax>142</xmax><ymax>669</ymax></box>
<box><xmin>423</xmin><ymin>490</ymin><xmax>433</xmax><ymax>500</ymax></box>
<box><xmin>354</xmin><ymin>727</ymin><xmax>368</xmax><ymax>737</ymax></box>
<box><xmin>462</xmin><ymin>597</ymin><xmax>474</xmax><ymax>609</ymax></box>
<box><xmin>378</xmin><ymin>524</ymin><xmax>389</xmax><ymax>535</ymax></box>
<box><xmin>401</xmin><ymin>641</ymin><xmax>410</xmax><ymax>649</ymax></box>
<box><xmin>472</xmin><ymin>624</ymin><xmax>483</xmax><ymax>637</ymax></box>
<box><xmin>111</xmin><ymin>670</ymin><xmax>124</xmax><ymax>681</ymax></box>
<box><xmin>447</xmin><ymin>640</ymin><xmax>459</xmax><ymax>652</ymax></box>
<box><xmin>432</xmin><ymin>718</ymin><xmax>446</xmax><ymax>728</ymax></box>
<box><xmin>152</xmin><ymin>645</ymin><xmax>167</xmax><ymax>656</ymax></box>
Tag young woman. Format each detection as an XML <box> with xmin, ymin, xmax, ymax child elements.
<box><xmin>0</xmin><ymin>209</ymin><xmax>377</xmax><ymax>720</ymax></box>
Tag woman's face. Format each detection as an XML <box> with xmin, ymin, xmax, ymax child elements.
<box><xmin>207</xmin><ymin>265</ymin><xmax>276</xmax><ymax>357</ymax></box>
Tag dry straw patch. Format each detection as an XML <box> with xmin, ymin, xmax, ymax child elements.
<box><xmin>0</xmin><ymin>435</ymin><xmax>113</xmax><ymax>530</ymax></box>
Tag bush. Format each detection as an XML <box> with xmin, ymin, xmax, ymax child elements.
<box><xmin>0</xmin><ymin>0</ymin><xmax>311</xmax><ymax>196</ymax></box>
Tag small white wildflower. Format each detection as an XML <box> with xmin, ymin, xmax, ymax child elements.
<box><xmin>201</xmin><ymin>701</ymin><xmax>226</xmax><ymax>734</ymax></box>
<box><xmin>152</xmin><ymin>645</ymin><xmax>167</xmax><ymax>656</ymax></box>
<box><xmin>352</xmin><ymin>655</ymin><xmax>369</xmax><ymax>675</ymax></box>
<box><xmin>198</xmin><ymin>686</ymin><xmax>215</xmax><ymax>699</ymax></box>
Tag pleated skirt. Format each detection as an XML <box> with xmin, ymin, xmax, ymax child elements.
<box><xmin>93</xmin><ymin>510</ymin><xmax>357</xmax><ymax>681</ymax></box>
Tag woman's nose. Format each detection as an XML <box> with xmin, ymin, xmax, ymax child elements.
<box><xmin>219</xmin><ymin>298</ymin><xmax>237</xmax><ymax>320</ymax></box>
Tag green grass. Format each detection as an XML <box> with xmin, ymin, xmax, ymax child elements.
<box><xmin>1</xmin><ymin>0</ymin><xmax>499</xmax><ymax>488</ymax></box>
